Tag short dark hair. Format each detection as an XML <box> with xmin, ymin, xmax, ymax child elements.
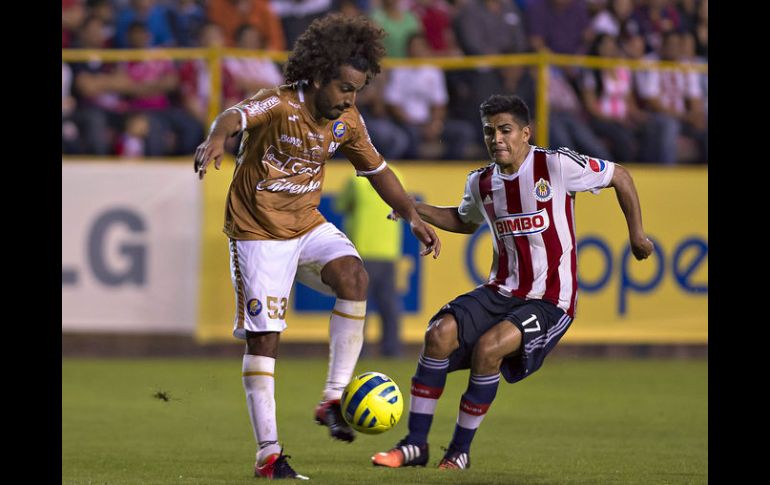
<box><xmin>234</xmin><ymin>23</ymin><xmax>259</xmax><ymax>44</ymax></box>
<box><xmin>283</xmin><ymin>13</ymin><xmax>386</xmax><ymax>85</ymax></box>
<box><xmin>479</xmin><ymin>94</ymin><xmax>530</xmax><ymax>127</ymax></box>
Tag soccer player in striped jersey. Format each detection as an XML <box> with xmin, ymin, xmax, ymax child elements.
<box><xmin>373</xmin><ymin>94</ymin><xmax>654</xmax><ymax>470</ymax></box>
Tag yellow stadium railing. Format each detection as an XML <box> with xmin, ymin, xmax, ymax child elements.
<box><xmin>61</xmin><ymin>48</ymin><xmax>707</xmax><ymax>149</ymax></box>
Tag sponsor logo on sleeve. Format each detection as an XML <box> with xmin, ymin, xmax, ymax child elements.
<box><xmin>588</xmin><ymin>158</ymin><xmax>607</xmax><ymax>172</ymax></box>
<box><xmin>243</xmin><ymin>96</ymin><xmax>280</xmax><ymax>117</ymax></box>
<box><xmin>493</xmin><ymin>209</ymin><xmax>550</xmax><ymax>238</ymax></box>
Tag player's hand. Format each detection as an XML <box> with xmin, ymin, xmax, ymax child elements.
<box><xmin>194</xmin><ymin>136</ymin><xmax>226</xmax><ymax>180</ymax></box>
<box><xmin>631</xmin><ymin>235</ymin><xmax>654</xmax><ymax>260</ymax></box>
<box><xmin>410</xmin><ymin>219</ymin><xmax>441</xmax><ymax>259</ymax></box>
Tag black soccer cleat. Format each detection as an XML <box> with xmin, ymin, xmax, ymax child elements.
<box><xmin>314</xmin><ymin>399</ymin><xmax>355</xmax><ymax>442</ymax></box>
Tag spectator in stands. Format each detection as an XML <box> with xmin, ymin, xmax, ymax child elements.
<box><xmin>677</xmin><ymin>31</ymin><xmax>707</xmax><ymax>162</ymax></box>
<box><xmin>208</xmin><ymin>0</ymin><xmax>286</xmax><ymax>50</ymax></box>
<box><xmin>384</xmin><ymin>33</ymin><xmax>475</xmax><ymax>160</ymax></box>
<box><xmin>63</xmin><ymin>0</ymin><xmax>86</xmax><ymax>48</ymax></box>
<box><xmin>223</xmin><ymin>24</ymin><xmax>285</xmax><ymax>103</ymax></box>
<box><xmin>695</xmin><ymin>0</ymin><xmax>707</xmax><ymax>58</ymax></box>
<box><xmin>70</xmin><ymin>15</ymin><xmax>131</xmax><ymax>154</ymax></box>
<box><xmin>87</xmin><ymin>0</ymin><xmax>117</xmax><ymax>46</ymax></box>
<box><xmin>63</xmin><ymin>62</ymin><xmax>81</xmax><ymax>154</ymax></box>
<box><xmin>114</xmin><ymin>0</ymin><xmax>175</xmax><ymax>47</ymax></box>
<box><xmin>167</xmin><ymin>0</ymin><xmax>207</xmax><ymax>47</ymax></box>
<box><xmin>580</xmin><ymin>33</ymin><xmax>647</xmax><ymax>162</ymax></box>
<box><xmin>179</xmin><ymin>23</ymin><xmax>228</xmax><ymax>127</ymax></box>
<box><xmin>590</xmin><ymin>0</ymin><xmax>642</xmax><ymax>39</ymax></box>
<box><xmin>549</xmin><ymin>66</ymin><xmax>612</xmax><ymax>159</ymax></box>
<box><xmin>454</xmin><ymin>0</ymin><xmax>528</xmax><ymax>56</ymax></box>
<box><xmin>452</xmin><ymin>0</ymin><xmax>528</xmax><ymax>148</ymax></box>
<box><xmin>631</xmin><ymin>0</ymin><xmax>681</xmax><ymax>55</ymax></box>
<box><xmin>633</xmin><ymin>31</ymin><xmax>706</xmax><ymax>163</ymax></box>
<box><xmin>270</xmin><ymin>0</ymin><xmax>334</xmax><ymax>47</ymax></box>
<box><xmin>528</xmin><ymin>0</ymin><xmax>592</xmax><ymax>54</ymax></box>
<box><xmin>680</xmin><ymin>30</ymin><xmax>707</xmax><ymax>118</ymax></box>
<box><xmin>411</xmin><ymin>0</ymin><xmax>457</xmax><ymax>55</ymax></box>
<box><xmin>371</xmin><ymin>0</ymin><xmax>423</xmax><ymax>58</ymax></box>
<box><xmin>357</xmin><ymin>70</ymin><xmax>411</xmax><ymax>160</ymax></box>
<box><xmin>115</xmin><ymin>21</ymin><xmax>203</xmax><ymax>155</ymax></box>
<box><xmin>115</xmin><ymin>112</ymin><xmax>151</xmax><ymax>158</ymax></box>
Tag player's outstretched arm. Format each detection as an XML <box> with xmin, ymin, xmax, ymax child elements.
<box><xmin>368</xmin><ymin>167</ymin><xmax>442</xmax><ymax>258</ymax></box>
<box><xmin>411</xmin><ymin>203</ymin><xmax>480</xmax><ymax>234</ymax></box>
<box><xmin>609</xmin><ymin>164</ymin><xmax>654</xmax><ymax>260</ymax></box>
<box><xmin>194</xmin><ymin>109</ymin><xmax>242</xmax><ymax>180</ymax></box>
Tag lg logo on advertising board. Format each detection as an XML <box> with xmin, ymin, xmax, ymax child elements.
<box><xmin>62</xmin><ymin>208</ymin><xmax>147</xmax><ymax>287</ymax></box>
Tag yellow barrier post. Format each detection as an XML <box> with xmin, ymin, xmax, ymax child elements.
<box><xmin>207</xmin><ymin>47</ymin><xmax>223</xmax><ymax>128</ymax></box>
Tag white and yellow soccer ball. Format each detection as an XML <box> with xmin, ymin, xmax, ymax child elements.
<box><xmin>341</xmin><ymin>372</ymin><xmax>403</xmax><ymax>434</ymax></box>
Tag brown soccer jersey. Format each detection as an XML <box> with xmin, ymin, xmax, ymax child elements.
<box><xmin>223</xmin><ymin>83</ymin><xmax>386</xmax><ymax>240</ymax></box>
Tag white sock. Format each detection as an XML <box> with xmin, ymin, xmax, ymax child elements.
<box><xmin>323</xmin><ymin>299</ymin><xmax>366</xmax><ymax>401</ymax></box>
<box><xmin>242</xmin><ymin>355</ymin><xmax>281</xmax><ymax>464</ymax></box>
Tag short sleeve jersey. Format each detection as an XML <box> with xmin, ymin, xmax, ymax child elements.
<box><xmin>224</xmin><ymin>83</ymin><xmax>387</xmax><ymax>240</ymax></box>
<box><xmin>457</xmin><ymin>146</ymin><xmax>616</xmax><ymax>318</ymax></box>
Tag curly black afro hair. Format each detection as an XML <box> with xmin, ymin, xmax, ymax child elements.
<box><xmin>284</xmin><ymin>14</ymin><xmax>387</xmax><ymax>86</ymax></box>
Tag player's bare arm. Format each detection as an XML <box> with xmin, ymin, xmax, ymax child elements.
<box><xmin>387</xmin><ymin>201</ymin><xmax>479</xmax><ymax>234</ymax></box>
<box><xmin>414</xmin><ymin>203</ymin><xmax>480</xmax><ymax>234</ymax></box>
<box><xmin>609</xmin><ymin>164</ymin><xmax>654</xmax><ymax>260</ymax></box>
<box><xmin>194</xmin><ymin>109</ymin><xmax>242</xmax><ymax>180</ymax></box>
<box><xmin>368</xmin><ymin>167</ymin><xmax>442</xmax><ymax>258</ymax></box>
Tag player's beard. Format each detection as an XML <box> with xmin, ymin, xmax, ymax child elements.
<box><xmin>316</xmin><ymin>91</ymin><xmax>345</xmax><ymax>120</ymax></box>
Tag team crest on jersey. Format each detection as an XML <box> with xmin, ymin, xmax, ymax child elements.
<box><xmin>494</xmin><ymin>209</ymin><xmax>550</xmax><ymax>238</ymax></box>
<box><xmin>589</xmin><ymin>158</ymin><xmax>607</xmax><ymax>172</ymax></box>
<box><xmin>533</xmin><ymin>178</ymin><xmax>553</xmax><ymax>202</ymax></box>
<box><xmin>332</xmin><ymin>121</ymin><xmax>346</xmax><ymax>138</ymax></box>
<box><xmin>247</xmin><ymin>298</ymin><xmax>262</xmax><ymax>317</ymax></box>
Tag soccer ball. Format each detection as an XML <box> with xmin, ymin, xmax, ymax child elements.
<box><xmin>341</xmin><ymin>372</ymin><xmax>403</xmax><ymax>435</ymax></box>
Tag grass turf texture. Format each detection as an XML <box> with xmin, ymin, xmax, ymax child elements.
<box><xmin>63</xmin><ymin>357</ymin><xmax>706</xmax><ymax>484</ymax></box>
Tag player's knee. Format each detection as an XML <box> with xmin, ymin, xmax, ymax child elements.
<box><xmin>424</xmin><ymin>315</ymin><xmax>459</xmax><ymax>358</ymax></box>
<box><xmin>245</xmin><ymin>331</ymin><xmax>280</xmax><ymax>357</ymax></box>
<box><xmin>338</xmin><ymin>264</ymin><xmax>368</xmax><ymax>298</ymax></box>
<box><xmin>325</xmin><ymin>257</ymin><xmax>368</xmax><ymax>299</ymax></box>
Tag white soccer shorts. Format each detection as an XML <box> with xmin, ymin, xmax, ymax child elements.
<box><xmin>229</xmin><ymin>222</ymin><xmax>361</xmax><ymax>339</ymax></box>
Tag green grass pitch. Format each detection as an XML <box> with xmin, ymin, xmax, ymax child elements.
<box><xmin>63</xmin><ymin>357</ymin><xmax>707</xmax><ymax>484</ymax></box>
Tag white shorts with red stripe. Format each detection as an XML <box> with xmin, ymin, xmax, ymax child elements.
<box><xmin>229</xmin><ymin>222</ymin><xmax>361</xmax><ymax>338</ymax></box>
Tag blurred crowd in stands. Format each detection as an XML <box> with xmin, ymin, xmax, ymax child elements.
<box><xmin>62</xmin><ymin>0</ymin><xmax>707</xmax><ymax>163</ymax></box>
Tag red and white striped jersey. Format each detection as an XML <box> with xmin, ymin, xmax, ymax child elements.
<box><xmin>457</xmin><ymin>145</ymin><xmax>616</xmax><ymax>318</ymax></box>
